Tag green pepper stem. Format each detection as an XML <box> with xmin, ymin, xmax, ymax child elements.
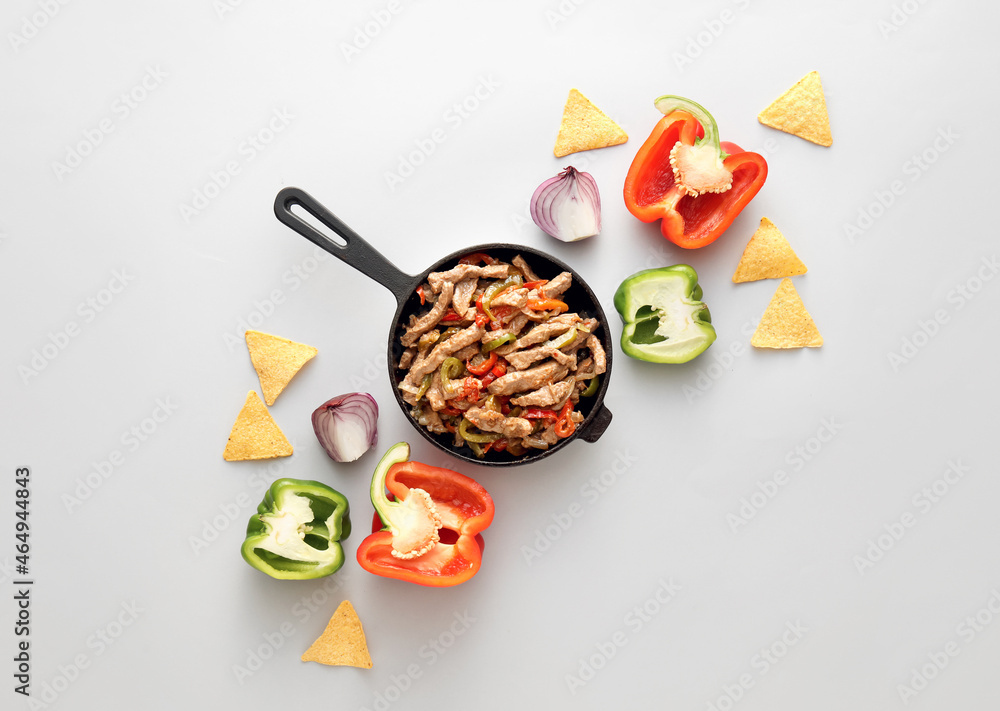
<box><xmin>653</xmin><ymin>95</ymin><xmax>727</xmax><ymax>158</ymax></box>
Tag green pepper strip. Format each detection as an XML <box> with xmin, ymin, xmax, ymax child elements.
<box><xmin>581</xmin><ymin>377</ymin><xmax>599</xmax><ymax>397</ymax></box>
<box><xmin>481</xmin><ymin>276</ymin><xmax>523</xmax><ymax>320</ymax></box>
<box><xmin>459</xmin><ymin>417</ymin><xmax>501</xmax><ymax>444</ymax></box>
<box><xmin>439</xmin><ymin>357</ymin><xmax>464</xmax><ymax>395</ymax></box>
<box><xmin>483</xmin><ymin>333</ymin><xmax>515</xmax><ymax>353</ymax></box>
<box><xmin>415</xmin><ymin>374</ymin><xmax>433</xmax><ymax>400</ymax></box>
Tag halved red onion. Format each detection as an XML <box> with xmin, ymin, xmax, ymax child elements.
<box><xmin>530</xmin><ymin>166</ymin><xmax>602</xmax><ymax>241</ymax></box>
<box><xmin>311</xmin><ymin>393</ymin><xmax>379</xmax><ymax>462</ymax></box>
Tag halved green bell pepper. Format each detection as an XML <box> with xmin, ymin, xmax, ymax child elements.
<box><xmin>614</xmin><ymin>265</ymin><xmax>716</xmax><ymax>363</ymax></box>
<box><xmin>241</xmin><ymin>478</ymin><xmax>351</xmax><ymax>580</ymax></box>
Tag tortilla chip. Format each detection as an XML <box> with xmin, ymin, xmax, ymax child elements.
<box><xmin>245</xmin><ymin>330</ymin><xmax>318</xmax><ymax>406</ymax></box>
<box><xmin>223</xmin><ymin>391</ymin><xmax>293</xmax><ymax>461</ymax></box>
<box><xmin>752</xmin><ymin>279</ymin><xmax>823</xmax><ymax>349</ymax></box>
<box><xmin>301</xmin><ymin>601</ymin><xmax>373</xmax><ymax>669</ymax></box>
<box><xmin>758</xmin><ymin>71</ymin><xmax>832</xmax><ymax>147</ymax></box>
<box><xmin>732</xmin><ymin>218</ymin><xmax>808</xmax><ymax>283</ymax></box>
<box><xmin>554</xmin><ymin>88</ymin><xmax>628</xmax><ymax>158</ymax></box>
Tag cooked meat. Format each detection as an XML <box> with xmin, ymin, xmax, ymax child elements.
<box><xmin>401</xmin><ymin>281</ymin><xmax>455</xmax><ymax>347</ymax></box>
<box><xmin>490</xmin><ymin>287</ymin><xmax>529</xmax><ymax>310</ymax></box>
<box><xmin>506</xmin><ymin>345</ymin><xmax>576</xmax><ymax>371</ymax></box>
<box><xmin>427</xmin><ymin>264</ymin><xmax>508</xmax><ymax>292</ymax></box>
<box><xmin>398</xmin><ymin>346</ymin><xmax>416</xmax><ymax>370</ymax></box>
<box><xmin>588</xmin><ymin>334</ymin><xmax>607</xmax><ymax>375</ymax></box>
<box><xmin>513</xmin><ymin>314</ymin><xmax>581</xmax><ymax>349</ymax></box>
<box><xmin>539</xmin><ymin>271</ymin><xmax>572</xmax><ymax>298</ymax></box>
<box><xmin>488</xmin><ymin>362</ymin><xmax>569</xmax><ymax>396</ymax></box>
<box><xmin>453</xmin><ymin>344</ymin><xmax>480</xmax><ymax>362</ymax></box>
<box><xmin>574</xmin><ymin>357</ymin><xmax>596</xmax><ymax>380</ymax></box>
<box><xmin>511</xmin><ymin>379</ymin><xmax>575</xmax><ymax>407</ymax></box>
<box><xmin>451</xmin><ymin>277</ymin><xmax>478</xmax><ymax>317</ymax></box>
<box><xmin>425</xmin><ymin>372</ymin><xmax>446</xmax><ymax>411</ymax></box>
<box><xmin>464</xmin><ymin>407</ymin><xmax>533</xmax><ymax>438</ymax></box>
<box><xmin>415</xmin><ymin>406</ymin><xmax>448</xmax><ymax>434</ymax></box>
<box><xmin>561</xmin><ymin>318</ymin><xmax>599</xmax><ymax>353</ymax></box>
<box><xmin>404</xmin><ymin>323</ymin><xmax>486</xmax><ymax>385</ymax></box>
<box><xmin>512</xmin><ymin>254</ymin><xmax>540</xmax><ymax>282</ymax></box>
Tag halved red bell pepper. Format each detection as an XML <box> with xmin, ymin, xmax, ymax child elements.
<box><xmin>624</xmin><ymin>96</ymin><xmax>767</xmax><ymax>249</ymax></box>
<box><xmin>356</xmin><ymin>442</ymin><xmax>494</xmax><ymax>587</ymax></box>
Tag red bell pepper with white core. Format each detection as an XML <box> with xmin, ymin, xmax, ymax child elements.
<box><xmin>356</xmin><ymin>442</ymin><xmax>494</xmax><ymax>587</ymax></box>
<box><xmin>623</xmin><ymin>96</ymin><xmax>767</xmax><ymax>249</ymax></box>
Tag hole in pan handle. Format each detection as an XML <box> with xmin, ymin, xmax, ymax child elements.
<box><xmin>273</xmin><ymin>187</ymin><xmax>417</xmax><ymax>304</ymax></box>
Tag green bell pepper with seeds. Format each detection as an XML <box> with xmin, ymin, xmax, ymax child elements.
<box><xmin>613</xmin><ymin>265</ymin><xmax>716</xmax><ymax>364</ymax></box>
<box><xmin>241</xmin><ymin>478</ymin><xmax>351</xmax><ymax>580</ymax></box>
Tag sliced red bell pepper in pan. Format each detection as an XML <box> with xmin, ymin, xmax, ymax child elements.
<box><xmin>623</xmin><ymin>96</ymin><xmax>767</xmax><ymax>249</ymax></box>
<box><xmin>356</xmin><ymin>442</ymin><xmax>494</xmax><ymax>587</ymax></box>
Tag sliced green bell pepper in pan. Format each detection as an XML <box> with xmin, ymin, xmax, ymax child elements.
<box><xmin>614</xmin><ymin>265</ymin><xmax>716</xmax><ymax>364</ymax></box>
<box><xmin>241</xmin><ymin>478</ymin><xmax>351</xmax><ymax>580</ymax></box>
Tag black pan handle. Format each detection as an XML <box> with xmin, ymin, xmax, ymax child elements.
<box><xmin>578</xmin><ymin>403</ymin><xmax>612</xmax><ymax>443</ymax></box>
<box><xmin>274</xmin><ymin>187</ymin><xmax>416</xmax><ymax>304</ymax></box>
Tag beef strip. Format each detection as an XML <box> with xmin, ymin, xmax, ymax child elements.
<box><xmin>539</xmin><ymin>271</ymin><xmax>572</xmax><ymax>298</ymax></box>
<box><xmin>512</xmin><ymin>255</ymin><xmax>540</xmax><ymax>282</ymax></box>
<box><xmin>487</xmin><ymin>361</ymin><xmax>569</xmax><ymax>396</ymax></box>
<box><xmin>510</xmin><ymin>379</ymin><xmax>575</xmax><ymax>407</ymax></box>
<box><xmin>451</xmin><ymin>277</ymin><xmax>478</xmax><ymax>317</ymax></box>
<box><xmin>512</xmin><ymin>314</ymin><xmax>581</xmax><ymax>350</ymax></box>
<box><xmin>587</xmin><ymin>334</ymin><xmax>607</xmax><ymax>375</ymax></box>
<box><xmin>401</xmin><ymin>281</ymin><xmax>455</xmax><ymax>347</ymax></box>
<box><xmin>403</xmin><ymin>323</ymin><xmax>486</xmax><ymax>386</ymax></box>
<box><xmin>506</xmin><ymin>344</ymin><xmax>575</xmax><ymax>371</ymax></box>
<box><xmin>427</xmin><ymin>264</ymin><xmax>508</xmax><ymax>292</ymax></box>
<box><xmin>398</xmin><ymin>346</ymin><xmax>416</xmax><ymax>370</ymax></box>
<box><xmin>489</xmin><ymin>287</ymin><xmax>529</xmax><ymax>310</ymax></box>
<box><xmin>425</xmin><ymin>372</ymin><xmax>446</xmax><ymax>411</ymax></box>
<box><xmin>464</xmin><ymin>407</ymin><xmax>533</xmax><ymax>438</ymax></box>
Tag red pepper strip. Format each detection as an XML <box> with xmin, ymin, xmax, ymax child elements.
<box><xmin>462</xmin><ymin>376</ymin><xmax>481</xmax><ymax>403</ymax></box>
<box><xmin>459</xmin><ymin>252</ymin><xmax>497</xmax><ymax>266</ymax></box>
<box><xmin>466</xmin><ymin>351</ymin><xmax>497</xmax><ymax>376</ymax></box>
<box><xmin>492</xmin><ymin>438</ymin><xmax>508</xmax><ymax>453</ymax></box>
<box><xmin>523</xmin><ymin>279</ymin><xmax>549</xmax><ymax>290</ymax></box>
<box><xmin>526</xmin><ymin>298</ymin><xmax>568</xmax><ymax>314</ymax></box>
<box><xmin>443</xmin><ymin>420</ymin><xmax>457</xmax><ymax>433</ymax></box>
<box><xmin>440</xmin><ymin>406</ymin><xmax>465</xmax><ymax>417</ymax></box>
<box><xmin>490</xmin><ymin>305</ymin><xmax>513</xmax><ymax>326</ymax></box>
<box><xmin>359</xmin><ymin>459</ymin><xmax>494</xmax><ymax>587</ymax></box>
<box><xmin>481</xmin><ymin>360</ymin><xmax>506</xmax><ymax>389</ymax></box>
<box><xmin>554</xmin><ymin>400</ymin><xmax>575</xmax><ymax>438</ymax></box>
<box><xmin>441</xmin><ymin>310</ymin><xmax>464</xmax><ymax>322</ymax></box>
<box><xmin>416</xmin><ymin>285</ymin><xmax>426</xmax><ymax>306</ymax></box>
<box><xmin>475</xmin><ymin>313</ymin><xmax>489</xmax><ymax>328</ymax></box>
<box><xmin>522</xmin><ymin>407</ymin><xmax>559</xmax><ymax>421</ymax></box>
<box><xmin>475</xmin><ymin>293</ymin><xmax>485</xmax><ymax>313</ymax></box>
<box><xmin>623</xmin><ymin>110</ymin><xmax>767</xmax><ymax>249</ymax></box>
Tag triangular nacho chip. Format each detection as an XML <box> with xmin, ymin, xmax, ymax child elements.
<box><xmin>245</xmin><ymin>330</ymin><xmax>317</xmax><ymax>406</ymax></box>
<box><xmin>758</xmin><ymin>71</ymin><xmax>832</xmax><ymax>147</ymax></box>
<box><xmin>301</xmin><ymin>601</ymin><xmax>373</xmax><ymax>669</ymax></box>
<box><xmin>223</xmin><ymin>391</ymin><xmax>293</xmax><ymax>461</ymax></box>
<box><xmin>733</xmin><ymin>217</ymin><xmax>808</xmax><ymax>283</ymax></box>
<box><xmin>554</xmin><ymin>88</ymin><xmax>628</xmax><ymax>158</ymax></box>
<box><xmin>752</xmin><ymin>278</ymin><xmax>823</xmax><ymax>349</ymax></box>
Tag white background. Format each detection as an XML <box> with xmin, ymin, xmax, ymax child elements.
<box><xmin>2</xmin><ymin>0</ymin><xmax>999</xmax><ymax>709</ymax></box>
